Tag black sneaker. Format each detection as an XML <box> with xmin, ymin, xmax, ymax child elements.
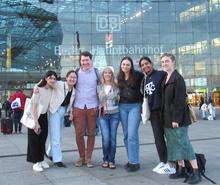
<box><xmin>54</xmin><ymin>162</ymin><xmax>66</xmax><ymax>168</ymax></box>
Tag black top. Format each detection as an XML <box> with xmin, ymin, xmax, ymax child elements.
<box><xmin>162</xmin><ymin>70</ymin><xmax>191</xmax><ymax>128</ymax></box>
<box><xmin>119</xmin><ymin>70</ymin><xmax>144</xmax><ymax>104</ymax></box>
<box><xmin>61</xmin><ymin>90</ymin><xmax>72</xmax><ymax>106</ymax></box>
<box><xmin>143</xmin><ymin>69</ymin><xmax>166</xmax><ymax>111</ymax></box>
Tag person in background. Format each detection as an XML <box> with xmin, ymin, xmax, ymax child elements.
<box><xmin>198</xmin><ymin>97</ymin><xmax>204</xmax><ymax>111</ymax></box>
<box><xmin>27</xmin><ymin>71</ymin><xmax>57</xmax><ymax>172</ymax></box>
<box><xmin>98</xmin><ymin>66</ymin><xmax>120</xmax><ymax>169</ymax></box>
<box><xmin>199</xmin><ymin>97</ymin><xmax>205</xmax><ymax>120</ymax></box>
<box><xmin>3</xmin><ymin>99</ymin><xmax>12</xmax><ymax>118</ymax></box>
<box><xmin>72</xmin><ymin>51</ymin><xmax>99</xmax><ymax>168</ymax></box>
<box><xmin>46</xmin><ymin>70</ymin><xmax>77</xmax><ymax>168</ymax></box>
<box><xmin>139</xmin><ymin>56</ymin><xmax>168</xmax><ymax>173</ymax></box>
<box><xmin>208</xmin><ymin>99</ymin><xmax>216</xmax><ymax>120</ymax></box>
<box><xmin>201</xmin><ymin>101</ymin><xmax>209</xmax><ymax>120</ymax></box>
<box><xmin>0</xmin><ymin>101</ymin><xmax>2</xmax><ymax>118</ymax></box>
<box><xmin>118</xmin><ymin>56</ymin><xmax>144</xmax><ymax>172</ymax></box>
<box><xmin>160</xmin><ymin>53</ymin><xmax>201</xmax><ymax>184</ymax></box>
<box><xmin>9</xmin><ymin>89</ymin><xmax>26</xmax><ymax>134</ymax></box>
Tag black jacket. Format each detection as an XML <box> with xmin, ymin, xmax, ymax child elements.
<box><xmin>162</xmin><ymin>70</ymin><xmax>191</xmax><ymax>128</ymax></box>
<box><xmin>119</xmin><ymin>70</ymin><xmax>144</xmax><ymax>104</ymax></box>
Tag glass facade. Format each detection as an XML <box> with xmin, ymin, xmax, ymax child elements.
<box><xmin>0</xmin><ymin>0</ymin><xmax>220</xmax><ymax>106</ymax></box>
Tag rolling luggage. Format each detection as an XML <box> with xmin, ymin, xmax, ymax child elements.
<box><xmin>1</xmin><ymin>118</ymin><xmax>13</xmax><ymax>134</ymax></box>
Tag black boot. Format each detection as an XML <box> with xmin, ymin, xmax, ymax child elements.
<box><xmin>126</xmin><ymin>163</ymin><xmax>140</xmax><ymax>172</ymax></box>
<box><xmin>187</xmin><ymin>169</ymin><xmax>201</xmax><ymax>184</ymax></box>
<box><xmin>169</xmin><ymin>166</ymin><xmax>188</xmax><ymax>179</ymax></box>
<box><xmin>124</xmin><ymin>162</ymin><xmax>130</xmax><ymax>169</ymax></box>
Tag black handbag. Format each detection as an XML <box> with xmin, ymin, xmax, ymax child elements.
<box><xmin>64</xmin><ymin>115</ymin><xmax>72</xmax><ymax>127</ymax></box>
<box><xmin>63</xmin><ymin>84</ymin><xmax>72</xmax><ymax>127</ymax></box>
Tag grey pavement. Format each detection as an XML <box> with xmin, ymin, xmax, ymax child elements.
<box><xmin>0</xmin><ymin>109</ymin><xmax>220</xmax><ymax>185</ymax></box>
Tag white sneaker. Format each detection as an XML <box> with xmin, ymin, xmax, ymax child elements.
<box><xmin>152</xmin><ymin>162</ymin><xmax>165</xmax><ymax>172</ymax></box>
<box><xmin>40</xmin><ymin>161</ymin><xmax>49</xmax><ymax>169</ymax></box>
<box><xmin>156</xmin><ymin>163</ymin><xmax>176</xmax><ymax>174</ymax></box>
<box><xmin>33</xmin><ymin>162</ymin><xmax>44</xmax><ymax>172</ymax></box>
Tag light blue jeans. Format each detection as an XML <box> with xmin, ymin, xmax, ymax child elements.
<box><xmin>119</xmin><ymin>103</ymin><xmax>142</xmax><ymax>164</ymax></box>
<box><xmin>48</xmin><ymin>106</ymin><xmax>66</xmax><ymax>163</ymax></box>
<box><xmin>99</xmin><ymin>112</ymin><xmax>119</xmax><ymax>163</ymax></box>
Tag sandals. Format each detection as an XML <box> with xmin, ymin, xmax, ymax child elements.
<box><xmin>102</xmin><ymin>162</ymin><xmax>116</xmax><ymax>169</ymax></box>
<box><xmin>75</xmin><ymin>158</ymin><xmax>85</xmax><ymax>167</ymax></box>
<box><xmin>86</xmin><ymin>159</ymin><xmax>94</xmax><ymax>168</ymax></box>
<box><xmin>102</xmin><ymin>161</ymin><xmax>109</xmax><ymax>168</ymax></box>
<box><xmin>109</xmin><ymin>162</ymin><xmax>116</xmax><ymax>169</ymax></box>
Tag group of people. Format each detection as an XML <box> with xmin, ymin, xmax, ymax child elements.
<box><xmin>26</xmin><ymin>51</ymin><xmax>201</xmax><ymax>184</ymax></box>
<box><xmin>0</xmin><ymin>90</ymin><xmax>26</xmax><ymax>134</ymax></box>
<box><xmin>199</xmin><ymin>97</ymin><xmax>216</xmax><ymax>120</ymax></box>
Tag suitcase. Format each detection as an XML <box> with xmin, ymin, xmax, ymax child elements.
<box><xmin>1</xmin><ymin>118</ymin><xmax>13</xmax><ymax>134</ymax></box>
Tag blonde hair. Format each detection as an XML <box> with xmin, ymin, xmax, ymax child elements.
<box><xmin>160</xmin><ymin>53</ymin><xmax>176</xmax><ymax>62</ymax></box>
<box><xmin>101</xmin><ymin>67</ymin><xmax>117</xmax><ymax>87</ymax></box>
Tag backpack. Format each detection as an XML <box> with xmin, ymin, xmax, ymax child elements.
<box><xmin>76</xmin><ymin>67</ymin><xmax>100</xmax><ymax>84</ymax></box>
<box><xmin>184</xmin><ymin>153</ymin><xmax>216</xmax><ymax>184</ymax></box>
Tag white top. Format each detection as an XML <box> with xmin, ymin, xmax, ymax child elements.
<box><xmin>104</xmin><ymin>85</ymin><xmax>111</xmax><ymax>95</ymax></box>
<box><xmin>201</xmin><ymin>103</ymin><xmax>208</xmax><ymax>111</ymax></box>
<box><xmin>32</xmin><ymin>86</ymin><xmax>52</xmax><ymax>114</ymax></box>
<box><xmin>49</xmin><ymin>81</ymin><xmax>75</xmax><ymax>114</ymax></box>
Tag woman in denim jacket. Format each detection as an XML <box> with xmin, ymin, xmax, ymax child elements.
<box><xmin>98</xmin><ymin>66</ymin><xmax>120</xmax><ymax>169</ymax></box>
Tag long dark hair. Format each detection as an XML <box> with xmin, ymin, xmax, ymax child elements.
<box><xmin>138</xmin><ymin>56</ymin><xmax>152</xmax><ymax>67</ymax></box>
<box><xmin>38</xmin><ymin>71</ymin><xmax>57</xmax><ymax>87</ymax></box>
<box><xmin>117</xmin><ymin>56</ymin><xmax>136</xmax><ymax>87</ymax></box>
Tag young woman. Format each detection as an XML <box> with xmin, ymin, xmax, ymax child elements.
<box><xmin>139</xmin><ymin>56</ymin><xmax>168</xmax><ymax>173</ymax></box>
<box><xmin>98</xmin><ymin>66</ymin><xmax>119</xmax><ymax>169</ymax></box>
<box><xmin>117</xmin><ymin>57</ymin><xmax>144</xmax><ymax>172</ymax></box>
<box><xmin>27</xmin><ymin>71</ymin><xmax>57</xmax><ymax>172</ymax></box>
<box><xmin>46</xmin><ymin>70</ymin><xmax>77</xmax><ymax>168</ymax></box>
<box><xmin>160</xmin><ymin>53</ymin><xmax>201</xmax><ymax>184</ymax></box>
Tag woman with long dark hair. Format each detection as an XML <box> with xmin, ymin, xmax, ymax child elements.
<box><xmin>27</xmin><ymin>71</ymin><xmax>57</xmax><ymax>172</ymax></box>
<box><xmin>118</xmin><ymin>56</ymin><xmax>144</xmax><ymax>172</ymax></box>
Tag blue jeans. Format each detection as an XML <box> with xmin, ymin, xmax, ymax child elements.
<box><xmin>48</xmin><ymin>106</ymin><xmax>66</xmax><ymax>163</ymax></box>
<box><xmin>119</xmin><ymin>103</ymin><xmax>142</xmax><ymax>164</ymax></box>
<box><xmin>99</xmin><ymin>112</ymin><xmax>119</xmax><ymax>163</ymax></box>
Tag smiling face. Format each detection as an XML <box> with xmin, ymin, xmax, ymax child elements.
<box><xmin>80</xmin><ymin>55</ymin><xmax>92</xmax><ymax>71</ymax></box>
<box><xmin>140</xmin><ymin>59</ymin><xmax>153</xmax><ymax>75</ymax></box>
<box><xmin>45</xmin><ymin>75</ymin><xmax>56</xmax><ymax>88</ymax></box>
<box><xmin>66</xmin><ymin>72</ymin><xmax>77</xmax><ymax>88</ymax></box>
<box><xmin>121</xmin><ymin>59</ymin><xmax>132</xmax><ymax>74</ymax></box>
<box><xmin>103</xmin><ymin>68</ymin><xmax>113</xmax><ymax>83</ymax></box>
<box><xmin>161</xmin><ymin>56</ymin><xmax>175</xmax><ymax>73</ymax></box>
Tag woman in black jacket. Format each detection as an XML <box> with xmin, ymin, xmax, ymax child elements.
<box><xmin>160</xmin><ymin>53</ymin><xmax>201</xmax><ymax>184</ymax></box>
<box><xmin>118</xmin><ymin>56</ymin><xmax>144</xmax><ymax>172</ymax></box>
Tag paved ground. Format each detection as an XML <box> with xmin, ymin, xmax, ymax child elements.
<box><xmin>0</xmin><ymin>109</ymin><xmax>219</xmax><ymax>185</ymax></box>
